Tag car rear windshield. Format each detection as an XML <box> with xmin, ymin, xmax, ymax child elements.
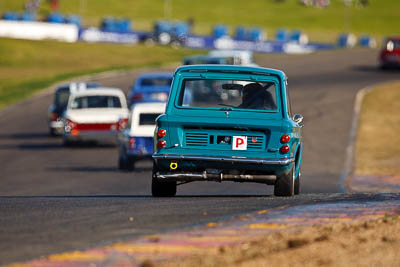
<box><xmin>139</xmin><ymin>113</ymin><xmax>162</xmax><ymax>125</ymax></box>
<box><xmin>184</xmin><ymin>57</ymin><xmax>226</xmax><ymax>65</ymax></box>
<box><xmin>71</xmin><ymin>95</ymin><xmax>122</xmax><ymax>109</ymax></box>
<box><xmin>385</xmin><ymin>39</ymin><xmax>400</xmax><ymax>50</ymax></box>
<box><xmin>177</xmin><ymin>79</ymin><xmax>278</xmax><ymax>111</ymax></box>
<box><xmin>140</xmin><ymin>77</ymin><xmax>172</xmax><ymax>86</ymax></box>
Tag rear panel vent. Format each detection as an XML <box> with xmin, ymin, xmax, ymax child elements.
<box><xmin>247</xmin><ymin>135</ymin><xmax>265</xmax><ymax>150</ymax></box>
<box><xmin>185</xmin><ymin>132</ymin><xmax>209</xmax><ymax>147</ymax></box>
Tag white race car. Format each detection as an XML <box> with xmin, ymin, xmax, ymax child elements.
<box><xmin>117</xmin><ymin>102</ymin><xmax>166</xmax><ymax>171</ymax></box>
<box><xmin>48</xmin><ymin>82</ymin><xmax>100</xmax><ymax>136</ymax></box>
<box><xmin>63</xmin><ymin>87</ymin><xmax>129</xmax><ymax>146</ymax></box>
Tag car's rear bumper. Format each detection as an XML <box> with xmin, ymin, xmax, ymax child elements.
<box><xmin>380</xmin><ymin>52</ymin><xmax>400</xmax><ymax>66</ymax></box>
<box><xmin>123</xmin><ymin>136</ymin><xmax>154</xmax><ymax>157</ymax></box>
<box><xmin>49</xmin><ymin>121</ymin><xmax>64</xmax><ymax>134</ymax></box>
<box><xmin>152</xmin><ymin>153</ymin><xmax>294</xmax><ymax>165</ymax></box>
<box><xmin>152</xmin><ymin>153</ymin><xmax>294</xmax><ymax>183</ymax></box>
<box><xmin>65</xmin><ymin>131</ymin><xmax>118</xmax><ymax>143</ymax></box>
<box><xmin>154</xmin><ymin>171</ymin><xmax>277</xmax><ymax>185</ymax></box>
<box><xmin>50</xmin><ymin>121</ymin><xmax>64</xmax><ymax>129</ymax></box>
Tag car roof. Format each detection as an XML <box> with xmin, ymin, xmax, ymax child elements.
<box><xmin>70</xmin><ymin>87</ymin><xmax>126</xmax><ymax>98</ymax></box>
<box><xmin>184</xmin><ymin>55</ymin><xmax>220</xmax><ymax>60</ymax></box>
<box><xmin>386</xmin><ymin>37</ymin><xmax>400</xmax><ymax>41</ymax></box>
<box><xmin>137</xmin><ymin>72</ymin><xmax>173</xmax><ymax>79</ymax></box>
<box><xmin>131</xmin><ymin>102</ymin><xmax>167</xmax><ymax>112</ymax></box>
<box><xmin>184</xmin><ymin>55</ymin><xmax>226</xmax><ymax>63</ymax></box>
<box><xmin>174</xmin><ymin>64</ymin><xmax>286</xmax><ymax>78</ymax></box>
<box><xmin>55</xmin><ymin>82</ymin><xmax>100</xmax><ymax>93</ymax></box>
<box><xmin>209</xmin><ymin>50</ymin><xmax>253</xmax><ymax>57</ymax></box>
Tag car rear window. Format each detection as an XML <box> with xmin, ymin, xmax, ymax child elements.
<box><xmin>140</xmin><ymin>77</ymin><xmax>172</xmax><ymax>86</ymax></box>
<box><xmin>184</xmin><ymin>57</ymin><xmax>227</xmax><ymax>65</ymax></box>
<box><xmin>177</xmin><ymin>79</ymin><xmax>277</xmax><ymax>111</ymax></box>
<box><xmin>385</xmin><ymin>39</ymin><xmax>400</xmax><ymax>50</ymax></box>
<box><xmin>71</xmin><ymin>95</ymin><xmax>122</xmax><ymax>109</ymax></box>
<box><xmin>139</xmin><ymin>113</ymin><xmax>162</xmax><ymax>125</ymax></box>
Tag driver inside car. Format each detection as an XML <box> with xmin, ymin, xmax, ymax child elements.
<box><xmin>238</xmin><ymin>82</ymin><xmax>277</xmax><ymax>110</ymax></box>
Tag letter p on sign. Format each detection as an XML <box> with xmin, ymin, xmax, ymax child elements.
<box><xmin>233</xmin><ymin>136</ymin><xmax>247</xmax><ymax>150</ymax></box>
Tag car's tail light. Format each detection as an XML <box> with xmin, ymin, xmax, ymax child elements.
<box><xmin>71</xmin><ymin>129</ymin><xmax>79</xmax><ymax>136</ymax></box>
<box><xmin>67</xmin><ymin>119</ymin><xmax>77</xmax><ymax>128</ymax></box>
<box><xmin>51</xmin><ymin>112</ymin><xmax>58</xmax><ymax>121</ymax></box>
<box><xmin>118</xmin><ymin>118</ymin><xmax>129</xmax><ymax>131</ymax></box>
<box><xmin>151</xmin><ymin>92</ymin><xmax>168</xmax><ymax>101</ymax></box>
<box><xmin>157</xmin><ymin>129</ymin><xmax>166</xmax><ymax>138</ymax></box>
<box><xmin>157</xmin><ymin>140</ymin><xmax>166</xmax><ymax>148</ymax></box>
<box><xmin>280</xmin><ymin>134</ymin><xmax>290</xmax><ymax>143</ymax></box>
<box><xmin>65</xmin><ymin>119</ymin><xmax>77</xmax><ymax>132</ymax></box>
<box><xmin>280</xmin><ymin>145</ymin><xmax>290</xmax><ymax>154</ymax></box>
<box><xmin>129</xmin><ymin>138</ymin><xmax>136</xmax><ymax>149</ymax></box>
<box><xmin>131</xmin><ymin>93</ymin><xmax>144</xmax><ymax>103</ymax></box>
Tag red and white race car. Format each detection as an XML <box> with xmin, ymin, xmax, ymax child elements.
<box><xmin>63</xmin><ymin>87</ymin><xmax>129</xmax><ymax>146</ymax></box>
<box><xmin>379</xmin><ymin>37</ymin><xmax>400</xmax><ymax>69</ymax></box>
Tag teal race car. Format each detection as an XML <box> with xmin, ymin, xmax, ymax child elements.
<box><xmin>152</xmin><ymin>65</ymin><xmax>303</xmax><ymax>197</ymax></box>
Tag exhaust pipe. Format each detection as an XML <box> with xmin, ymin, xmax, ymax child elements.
<box><xmin>156</xmin><ymin>171</ymin><xmax>276</xmax><ymax>184</ymax></box>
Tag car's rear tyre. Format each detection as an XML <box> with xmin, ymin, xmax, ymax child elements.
<box><xmin>294</xmin><ymin>175</ymin><xmax>300</xmax><ymax>195</ymax></box>
<box><xmin>274</xmin><ymin>164</ymin><xmax>295</xmax><ymax>197</ymax></box>
<box><xmin>49</xmin><ymin>128</ymin><xmax>57</xmax><ymax>137</ymax></box>
<box><xmin>118</xmin><ymin>155</ymin><xmax>127</xmax><ymax>170</ymax></box>
<box><xmin>63</xmin><ymin>138</ymin><xmax>75</xmax><ymax>147</ymax></box>
<box><xmin>380</xmin><ymin>64</ymin><xmax>388</xmax><ymax>70</ymax></box>
<box><xmin>151</xmin><ymin>165</ymin><xmax>176</xmax><ymax>197</ymax></box>
<box><xmin>126</xmin><ymin>159</ymin><xmax>135</xmax><ymax>172</ymax></box>
<box><xmin>152</xmin><ymin>177</ymin><xmax>177</xmax><ymax>197</ymax></box>
<box><xmin>118</xmin><ymin>149</ymin><xmax>136</xmax><ymax>171</ymax></box>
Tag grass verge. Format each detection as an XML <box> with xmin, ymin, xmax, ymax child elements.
<box><xmin>355</xmin><ymin>81</ymin><xmax>400</xmax><ymax>176</ymax></box>
<box><xmin>160</xmin><ymin>216</ymin><xmax>400</xmax><ymax>267</ymax></box>
<box><xmin>0</xmin><ymin>38</ymin><xmax>197</xmax><ymax>110</ymax></box>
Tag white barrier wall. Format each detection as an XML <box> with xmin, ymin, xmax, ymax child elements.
<box><xmin>0</xmin><ymin>20</ymin><xmax>78</xmax><ymax>42</ymax></box>
<box><xmin>80</xmin><ymin>27</ymin><xmax>140</xmax><ymax>44</ymax></box>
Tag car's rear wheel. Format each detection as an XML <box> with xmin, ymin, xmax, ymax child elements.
<box><xmin>126</xmin><ymin>158</ymin><xmax>135</xmax><ymax>172</ymax></box>
<box><xmin>118</xmin><ymin>155</ymin><xmax>127</xmax><ymax>170</ymax></box>
<box><xmin>151</xmin><ymin>165</ymin><xmax>176</xmax><ymax>197</ymax></box>
<box><xmin>118</xmin><ymin>150</ymin><xmax>135</xmax><ymax>171</ymax></box>
<box><xmin>294</xmin><ymin>175</ymin><xmax>300</xmax><ymax>195</ymax></box>
<box><xmin>274</xmin><ymin>164</ymin><xmax>295</xmax><ymax>197</ymax></box>
<box><xmin>49</xmin><ymin>128</ymin><xmax>57</xmax><ymax>137</ymax></box>
<box><xmin>152</xmin><ymin>177</ymin><xmax>177</xmax><ymax>197</ymax></box>
<box><xmin>63</xmin><ymin>138</ymin><xmax>75</xmax><ymax>147</ymax></box>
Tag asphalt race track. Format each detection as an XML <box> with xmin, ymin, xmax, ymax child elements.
<box><xmin>0</xmin><ymin>48</ymin><xmax>399</xmax><ymax>265</ymax></box>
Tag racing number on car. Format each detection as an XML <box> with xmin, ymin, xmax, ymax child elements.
<box><xmin>233</xmin><ymin>136</ymin><xmax>247</xmax><ymax>150</ymax></box>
